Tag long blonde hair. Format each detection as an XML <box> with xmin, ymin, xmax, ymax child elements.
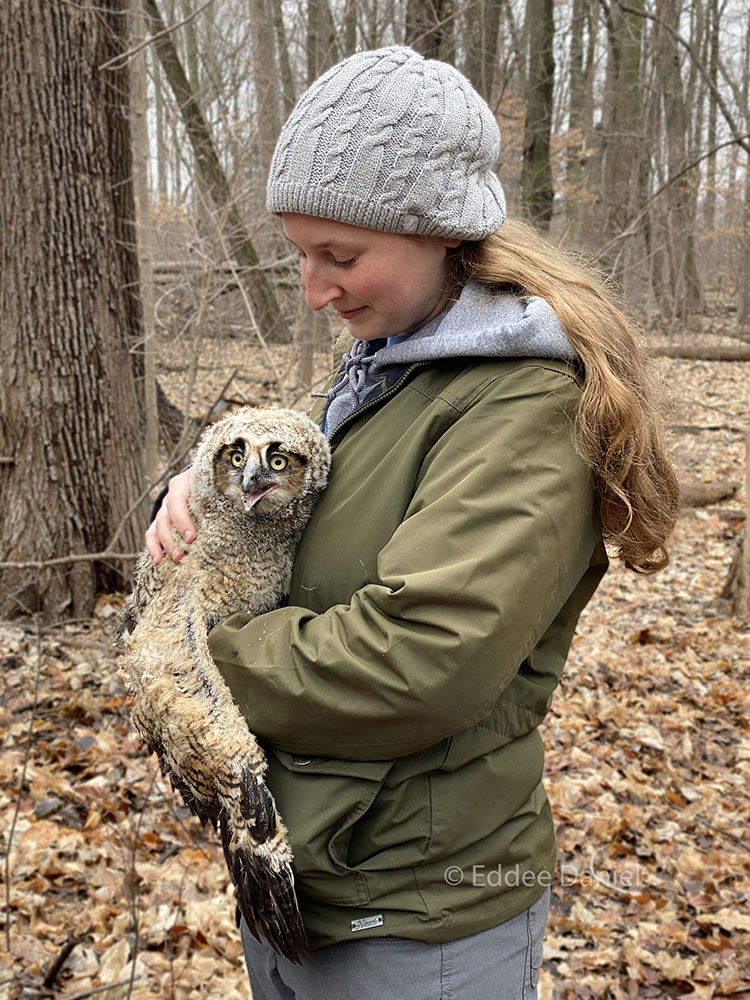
<box><xmin>453</xmin><ymin>220</ymin><xmax>679</xmax><ymax>574</ymax></box>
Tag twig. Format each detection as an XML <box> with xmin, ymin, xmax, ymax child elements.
<box><xmin>209</xmin><ymin>213</ymin><xmax>289</xmax><ymax>408</ymax></box>
<box><xmin>125</xmin><ymin>768</ymin><xmax>158</xmax><ymax>1000</ymax></box>
<box><xmin>695</xmin><ymin>816</ymin><xmax>750</xmax><ymax>852</ymax></box>
<box><xmin>42</xmin><ymin>934</ymin><xmax>85</xmax><ymax>988</ymax></box>
<box><xmin>4</xmin><ymin>616</ymin><xmax>44</xmax><ymax>953</ymax></box>
<box><xmin>676</xmin><ymin>423</ymin><xmax>747</xmax><ymax>436</ymax></box>
<box><xmin>65</xmin><ymin>977</ymin><xmax>142</xmax><ymax>1000</ymax></box>
<box><xmin>615</xmin><ymin>1</ymin><xmax>750</xmax><ymax>155</ymax></box>
<box><xmin>155</xmin><ymin>776</ymin><xmax>213</xmax><ymax>863</ymax></box>
<box><xmin>98</xmin><ymin>0</ymin><xmax>216</xmax><ymax>70</ymax></box>
<box><xmin>0</xmin><ymin>551</ymin><xmax>141</xmax><ymax>570</ymax></box>
<box><xmin>701</xmin><ymin>508</ymin><xmax>745</xmax><ymax>521</ymax></box>
<box><xmin>289</xmin><ymin>372</ymin><xmax>332</xmax><ymax>410</ymax></box>
<box><xmin>677</xmin><ymin>396</ymin><xmax>746</xmax><ymax>419</ymax></box>
<box><xmin>595</xmin><ymin>136</ymin><xmax>750</xmax><ymax>260</ymax></box>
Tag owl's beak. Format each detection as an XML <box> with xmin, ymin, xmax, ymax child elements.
<box><xmin>242</xmin><ymin>462</ymin><xmax>276</xmax><ymax>509</ymax></box>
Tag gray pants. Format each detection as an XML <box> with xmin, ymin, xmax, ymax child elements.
<box><xmin>241</xmin><ymin>889</ymin><xmax>550</xmax><ymax>1000</ymax></box>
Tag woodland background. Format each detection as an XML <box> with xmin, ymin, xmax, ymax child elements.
<box><xmin>0</xmin><ymin>0</ymin><xmax>749</xmax><ymax>997</ymax></box>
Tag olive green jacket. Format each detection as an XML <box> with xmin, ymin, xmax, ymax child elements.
<box><xmin>208</xmin><ymin>338</ymin><xmax>608</xmax><ymax>949</ymax></box>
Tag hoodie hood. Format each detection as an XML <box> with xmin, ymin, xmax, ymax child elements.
<box><xmin>319</xmin><ymin>280</ymin><xmax>579</xmax><ymax>437</ymax></box>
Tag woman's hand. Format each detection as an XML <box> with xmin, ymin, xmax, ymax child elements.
<box><xmin>145</xmin><ymin>467</ymin><xmax>196</xmax><ymax>564</ymax></box>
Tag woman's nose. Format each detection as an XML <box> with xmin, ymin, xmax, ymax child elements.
<box><xmin>303</xmin><ymin>263</ymin><xmax>343</xmax><ymax>311</ymax></box>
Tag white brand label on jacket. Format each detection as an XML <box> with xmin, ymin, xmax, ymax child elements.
<box><xmin>351</xmin><ymin>914</ymin><xmax>384</xmax><ymax>933</ymax></box>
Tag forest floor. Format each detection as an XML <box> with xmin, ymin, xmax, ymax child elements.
<box><xmin>1</xmin><ymin>315</ymin><xmax>749</xmax><ymax>1000</ymax></box>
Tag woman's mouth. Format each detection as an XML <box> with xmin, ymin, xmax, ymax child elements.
<box><xmin>337</xmin><ymin>306</ymin><xmax>366</xmax><ymax>320</ymax></box>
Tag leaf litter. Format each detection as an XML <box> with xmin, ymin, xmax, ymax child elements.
<box><xmin>1</xmin><ymin>344</ymin><xmax>748</xmax><ymax>999</ymax></box>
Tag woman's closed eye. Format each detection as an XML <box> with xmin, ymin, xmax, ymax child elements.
<box><xmin>296</xmin><ymin>248</ymin><xmax>357</xmax><ymax>269</ymax></box>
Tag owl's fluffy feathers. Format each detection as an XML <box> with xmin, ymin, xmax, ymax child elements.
<box><xmin>114</xmin><ymin>407</ymin><xmax>330</xmax><ymax>962</ymax></box>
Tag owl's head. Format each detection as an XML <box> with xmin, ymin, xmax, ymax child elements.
<box><xmin>190</xmin><ymin>407</ymin><xmax>330</xmax><ymax>520</ymax></box>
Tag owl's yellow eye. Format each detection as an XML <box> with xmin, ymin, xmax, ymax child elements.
<box><xmin>230</xmin><ymin>450</ymin><xmax>244</xmax><ymax>468</ymax></box>
<box><xmin>269</xmin><ymin>453</ymin><xmax>288</xmax><ymax>472</ymax></box>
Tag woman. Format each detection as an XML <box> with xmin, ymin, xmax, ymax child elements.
<box><xmin>148</xmin><ymin>46</ymin><xmax>678</xmax><ymax>1000</ymax></box>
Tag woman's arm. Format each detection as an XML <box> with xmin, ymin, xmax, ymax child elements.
<box><xmin>208</xmin><ymin>367</ymin><xmax>605</xmax><ymax>760</ymax></box>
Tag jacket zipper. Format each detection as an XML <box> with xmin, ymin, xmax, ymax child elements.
<box><xmin>327</xmin><ymin>361</ymin><xmax>431</xmax><ymax>452</ymax></box>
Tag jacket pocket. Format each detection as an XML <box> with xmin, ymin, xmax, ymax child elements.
<box><xmin>427</xmin><ymin>729</ymin><xmax>545</xmax><ymax>861</ymax></box>
<box><xmin>266</xmin><ymin>749</ymin><xmax>395</xmax><ymax>906</ymax></box>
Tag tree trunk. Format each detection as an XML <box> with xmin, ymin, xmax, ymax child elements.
<box><xmin>521</xmin><ymin>0</ymin><xmax>555</xmax><ymax>229</ymax></box>
<box><xmin>180</xmin><ymin>0</ymin><xmax>200</xmax><ymax>94</ymax></box>
<box><xmin>703</xmin><ymin>0</ymin><xmax>719</xmax><ymax>231</ymax></box>
<box><xmin>307</xmin><ymin>0</ymin><xmax>340</xmax><ymax>84</ymax></box>
<box><xmin>0</xmin><ymin>0</ymin><xmax>145</xmax><ymax>620</ymax></box>
<box><xmin>655</xmin><ymin>0</ymin><xmax>704</xmax><ymax>320</ymax></box>
<box><xmin>405</xmin><ymin>0</ymin><xmax>452</xmax><ymax>59</ymax></box>
<box><xmin>271</xmin><ymin>0</ymin><xmax>297</xmax><ymax>117</ymax></box>
<box><xmin>249</xmin><ymin>0</ymin><xmax>281</xmax><ymax>181</ymax></box>
<box><xmin>131</xmin><ymin>0</ymin><xmax>159</xmax><ymax>483</ymax></box>
<box><xmin>738</xmin><ymin>13</ymin><xmax>750</xmax><ymax>329</ymax></box>
<box><xmin>719</xmin><ymin>431</ymin><xmax>750</xmax><ymax>621</ymax></box>
<box><xmin>143</xmin><ymin>0</ymin><xmax>291</xmax><ymax>343</ymax></box>
<box><xmin>566</xmin><ymin>0</ymin><xmax>586</xmax><ymax>204</ymax></box>
<box><xmin>598</xmin><ymin>0</ymin><xmax>645</xmax><ymax>283</ymax></box>
<box><xmin>463</xmin><ymin>0</ymin><xmax>502</xmax><ymax>104</ymax></box>
<box><xmin>343</xmin><ymin>0</ymin><xmax>358</xmax><ymax>56</ymax></box>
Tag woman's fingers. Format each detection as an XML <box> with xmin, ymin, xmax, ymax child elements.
<box><xmin>146</xmin><ymin>468</ymin><xmax>196</xmax><ymax>563</ymax></box>
<box><xmin>145</xmin><ymin>517</ymin><xmax>165</xmax><ymax>564</ymax></box>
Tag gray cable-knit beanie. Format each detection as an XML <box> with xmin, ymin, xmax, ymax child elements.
<box><xmin>266</xmin><ymin>45</ymin><xmax>506</xmax><ymax>240</ymax></box>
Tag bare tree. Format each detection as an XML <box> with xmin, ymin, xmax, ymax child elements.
<box><xmin>464</xmin><ymin>0</ymin><xmax>503</xmax><ymax>103</ymax></box>
<box><xmin>521</xmin><ymin>0</ymin><xmax>555</xmax><ymax>228</ymax></box>
<box><xmin>307</xmin><ymin>0</ymin><xmax>341</xmax><ymax>82</ymax></box>
<box><xmin>597</xmin><ymin>0</ymin><xmax>646</xmax><ymax>285</ymax></box>
<box><xmin>0</xmin><ymin>0</ymin><xmax>146</xmax><ymax>619</ymax></box>
<box><xmin>405</xmin><ymin>0</ymin><xmax>454</xmax><ymax>58</ymax></box>
<box><xmin>654</xmin><ymin>0</ymin><xmax>704</xmax><ymax>319</ymax></box>
<box><xmin>738</xmin><ymin>10</ymin><xmax>750</xmax><ymax>328</ymax></box>
<box><xmin>143</xmin><ymin>0</ymin><xmax>292</xmax><ymax>342</ymax></box>
<box><xmin>702</xmin><ymin>0</ymin><xmax>720</xmax><ymax>231</ymax></box>
<box><xmin>250</xmin><ymin>0</ymin><xmax>282</xmax><ymax>178</ymax></box>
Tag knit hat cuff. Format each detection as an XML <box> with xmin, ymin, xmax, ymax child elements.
<box><xmin>268</xmin><ymin>182</ymin><xmax>506</xmax><ymax>241</ymax></box>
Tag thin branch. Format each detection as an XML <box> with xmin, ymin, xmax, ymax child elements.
<box><xmin>124</xmin><ymin>770</ymin><xmax>158</xmax><ymax>1000</ymax></box>
<box><xmin>615</xmin><ymin>0</ymin><xmax>750</xmax><ymax>155</ymax></box>
<box><xmin>98</xmin><ymin>0</ymin><xmax>217</xmax><ymax>71</ymax></box>
<box><xmin>65</xmin><ymin>978</ymin><xmax>142</xmax><ymax>1000</ymax></box>
<box><xmin>209</xmin><ymin>217</ymin><xmax>289</xmax><ymax>408</ymax></box>
<box><xmin>595</xmin><ymin>136</ymin><xmax>750</xmax><ymax>259</ymax></box>
<box><xmin>696</xmin><ymin>816</ymin><xmax>750</xmax><ymax>852</ymax></box>
<box><xmin>0</xmin><ymin>551</ymin><xmax>142</xmax><ymax>570</ymax></box>
<box><xmin>43</xmin><ymin>935</ymin><xmax>86</xmax><ymax>989</ymax></box>
<box><xmin>4</xmin><ymin>617</ymin><xmax>44</xmax><ymax>954</ymax></box>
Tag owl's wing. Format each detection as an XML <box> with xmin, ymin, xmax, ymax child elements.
<box><xmin>112</xmin><ymin>550</ymin><xmax>164</xmax><ymax>646</ymax></box>
<box><xmin>118</xmin><ymin>594</ymin><xmax>309</xmax><ymax>962</ymax></box>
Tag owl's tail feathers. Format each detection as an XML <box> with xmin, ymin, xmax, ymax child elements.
<box><xmin>220</xmin><ymin>769</ymin><xmax>309</xmax><ymax>963</ymax></box>
<box><xmin>223</xmin><ymin>822</ymin><xmax>309</xmax><ymax>964</ymax></box>
<box><xmin>127</xmin><ymin>711</ymin><xmax>308</xmax><ymax>961</ymax></box>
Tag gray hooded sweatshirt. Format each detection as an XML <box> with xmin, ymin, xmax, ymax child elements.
<box><xmin>318</xmin><ymin>280</ymin><xmax>579</xmax><ymax>438</ymax></box>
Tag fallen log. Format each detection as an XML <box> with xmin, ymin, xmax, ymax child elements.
<box><xmin>679</xmin><ymin>480</ymin><xmax>741</xmax><ymax>508</ymax></box>
<box><xmin>651</xmin><ymin>345</ymin><xmax>750</xmax><ymax>361</ymax></box>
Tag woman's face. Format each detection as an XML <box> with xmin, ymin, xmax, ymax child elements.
<box><xmin>282</xmin><ymin>214</ymin><xmax>461</xmax><ymax>341</ymax></box>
